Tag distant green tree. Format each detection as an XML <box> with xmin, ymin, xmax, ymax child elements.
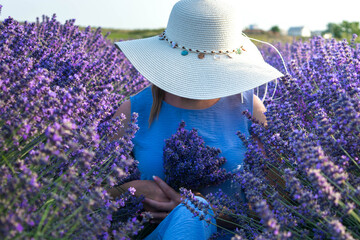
<box><xmin>324</xmin><ymin>21</ymin><xmax>360</xmax><ymax>39</ymax></box>
<box><xmin>270</xmin><ymin>25</ymin><xmax>280</xmax><ymax>33</ymax></box>
<box><xmin>340</xmin><ymin>21</ymin><xmax>360</xmax><ymax>38</ymax></box>
<box><xmin>325</xmin><ymin>23</ymin><xmax>342</xmax><ymax>38</ymax></box>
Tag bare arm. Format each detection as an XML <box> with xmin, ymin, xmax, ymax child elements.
<box><xmin>108</xmin><ymin>180</ymin><xmax>170</xmax><ymax>210</ymax></box>
<box><xmin>252</xmin><ymin>94</ymin><xmax>267</xmax><ymax>127</ymax></box>
<box><xmin>106</xmin><ymin>99</ymin><xmax>170</xmax><ymax>213</ymax></box>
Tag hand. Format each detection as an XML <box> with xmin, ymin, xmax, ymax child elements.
<box><xmin>121</xmin><ymin>180</ymin><xmax>170</xmax><ymax>212</ymax></box>
<box><xmin>143</xmin><ymin>176</ymin><xmax>182</xmax><ymax>223</ymax></box>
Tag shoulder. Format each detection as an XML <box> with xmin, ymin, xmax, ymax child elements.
<box><xmin>109</xmin><ymin>87</ymin><xmax>152</xmax><ymax>141</ymax></box>
<box><xmin>114</xmin><ymin>100</ymin><xmax>131</xmax><ymax>120</ymax></box>
<box><xmin>253</xmin><ymin>94</ymin><xmax>267</xmax><ymax>126</ymax></box>
<box><xmin>109</xmin><ymin>100</ymin><xmax>131</xmax><ymax>141</ymax></box>
<box><xmin>113</xmin><ymin>84</ymin><xmax>151</xmax><ymax>122</ymax></box>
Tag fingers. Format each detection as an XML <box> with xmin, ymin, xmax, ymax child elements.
<box><xmin>148</xmin><ymin>211</ymin><xmax>169</xmax><ymax>223</ymax></box>
<box><xmin>144</xmin><ymin>197</ymin><xmax>174</xmax><ymax>212</ymax></box>
<box><xmin>152</xmin><ymin>176</ymin><xmax>181</xmax><ymax>201</ymax></box>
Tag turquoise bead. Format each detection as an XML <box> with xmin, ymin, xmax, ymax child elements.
<box><xmin>181</xmin><ymin>50</ymin><xmax>189</xmax><ymax>56</ymax></box>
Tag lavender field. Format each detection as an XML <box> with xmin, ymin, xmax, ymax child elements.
<box><xmin>1</xmin><ymin>12</ymin><xmax>360</xmax><ymax>240</ymax></box>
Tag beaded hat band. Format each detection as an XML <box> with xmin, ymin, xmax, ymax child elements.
<box><xmin>159</xmin><ymin>30</ymin><xmax>246</xmax><ymax>59</ymax></box>
<box><xmin>115</xmin><ymin>0</ymin><xmax>283</xmax><ymax>100</ymax></box>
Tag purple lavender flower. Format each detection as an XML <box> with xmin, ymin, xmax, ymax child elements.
<box><xmin>307</xmin><ymin>168</ymin><xmax>341</xmax><ymax>205</ymax></box>
<box><xmin>163</xmin><ymin>121</ymin><xmax>231</xmax><ymax>191</ymax></box>
<box><xmin>327</xmin><ymin>219</ymin><xmax>356</xmax><ymax>240</ymax></box>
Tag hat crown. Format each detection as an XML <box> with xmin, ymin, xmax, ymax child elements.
<box><xmin>166</xmin><ymin>0</ymin><xmax>243</xmax><ymax>51</ymax></box>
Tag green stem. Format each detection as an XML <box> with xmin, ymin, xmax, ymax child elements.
<box><xmin>263</xmin><ymin>162</ymin><xmax>300</xmax><ymax>206</ymax></box>
<box><xmin>352</xmin><ymin>132</ymin><xmax>359</xmax><ymax>139</ymax></box>
<box><xmin>35</xmin><ymin>154</ymin><xmax>64</xmax><ymax>181</ymax></box>
<box><xmin>215</xmin><ymin>210</ymin><xmax>262</xmax><ymax>230</ymax></box>
<box><xmin>339</xmin><ymin>201</ymin><xmax>360</xmax><ymax>225</ymax></box>
<box><xmin>29</xmin><ymin>172</ymin><xmax>66</xmax><ymax>206</ymax></box>
<box><xmin>34</xmin><ymin>199</ymin><xmax>54</xmax><ymax>237</ymax></box>
<box><xmin>63</xmin><ymin>220</ymin><xmax>81</xmax><ymax>239</ymax></box>
<box><xmin>312</xmin><ymin>78</ymin><xmax>320</xmax><ymax>91</ymax></box>
<box><xmin>51</xmin><ymin>205</ymin><xmax>84</xmax><ymax>230</ymax></box>
<box><xmin>320</xmin><ymin>172</ymin><xmax>360</xmax><ymax>206</ymax></box>
<box><xmin>269</xmin><ymin>195</ymin><xmax>330</xmax><ymax>237</ymax></box>
<box><xmin>19</xmin><ymin>133</ymin><xmax>47</xmax><ymax>159</ymax></box>
<box><xmin>323</xmin><ymin>214</ymin><xmax>360</xmax><ymax>239</ymax></box>
<box><xmin>1</xmin><ymin>154</ymin><xmax>16</xmax><ymax>174</ymax></box>
<box><xmin>3</xmin><ymin>123</ymin><xmax>24</xmax><ymax>151</ymax></box>
<box><xmin>84</xmin><ymin>168</ymin><xmax>116</xmax><ymax>197</ymax></box>
<box><xmin>95</xmin><ymin>155</ymin><xmax>116</xmax><ymax>178</ymax></box>
<box><xmin>205</xmin><ymin>203</ymin><xmax>302</xmax><ymax>239</ymax></box>
<box><xmin>331</xmin><ymin>135</ymin><xmax>360</xmax><ymax>171</ymax></box>
<box><xmin>274</xmin><ymin>151</ymin><xmax>313</xmax><ymax>188</ymax></box>
<box><xmin>5</xmin><ymin>125</ymin><xmax>48</xmax><ymax>161</ymax></box>
<box><xmin>41</xmin><ymin>206</ymin><xmax>59</xmax><ymax>234</ymax></box>
<box><xmin>209</xmin><ymin>220</ymin><xmax>236</xmax><ymax>236</ymax></box>
<box><xmin>342</xmin><ymin>210</ymin><xmax>359</xmax><ymax>228</ymax></box>
<box><xmin>85</xmin><ymin>152</ymin><xmax>114</xmax><ymax>178</ymax></box>
<box><xmin>82</xmin><ymin>154</ymin><xmax>117</xmax><ymax>193</ymax></box>
<box><xmin>345</xmin><ymin>181</ymin><xmax>356</xmax><ymax>192</ymax></box>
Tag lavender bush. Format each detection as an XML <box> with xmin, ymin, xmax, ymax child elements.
<box><xmin>1</xmin><ymin>5</ymin><xmax>360</xmax><ymax>239</ymax></box>
<box><xmin>182</xmin><ymin>35</ymin><xmax>360</xmax><ymax>239</ymax></box>
<box><xmin>0</xmin><ymin>14</ymin><xmax>149</xmax><ymax>239</ymax></box>
<box><xmin>163</xmin><ymin>121</ymin><xmax>231</xmax><ymax>191</ymax></box>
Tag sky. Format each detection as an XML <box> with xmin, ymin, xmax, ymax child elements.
<box><xmin>0</xmin><ymin>0</ymin><xmax>360</xmax><ymax>32</ymax></box>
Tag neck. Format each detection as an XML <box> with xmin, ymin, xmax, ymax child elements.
<box><xmin>164</xmin><ymin>92</ymin><xmax>220</xmax><ymax>110</ymax></box>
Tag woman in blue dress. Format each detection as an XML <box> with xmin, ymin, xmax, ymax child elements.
<box><xmin>108</xmin><ymin>0</ymin><xmax>283</xmax><ymax>239</ymax></box>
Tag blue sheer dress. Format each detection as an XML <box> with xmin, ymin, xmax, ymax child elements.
<box><xmin>130</xmin><ymin>86</ymin><xmax>253</xmax><ymax>240</ymax></box>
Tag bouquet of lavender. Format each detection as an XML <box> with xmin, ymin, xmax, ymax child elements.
<box><xmin>163</xmin><ymin>121</ymin><xmax>231</xmax><ymax>191</ymax></box>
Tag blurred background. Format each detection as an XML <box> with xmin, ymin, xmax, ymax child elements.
<box><xmin>1</xmin><ymin>0</ymin><xmax>360</xmax><ymax>41</ymax></box>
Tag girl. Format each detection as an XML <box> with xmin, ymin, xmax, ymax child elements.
<box><xmin>108</xmin><ymin>0</ymin><xmax>283</xmax><ymax>238</ymax></box>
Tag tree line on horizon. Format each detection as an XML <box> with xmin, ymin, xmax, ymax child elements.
<box><xmin>268</xmin><ymin>21</ymin><xmax>360</xmax><ymax>39</ymax></box>
<box><xmin>324</xmin><ymin>21</ymin><xmax>360</xmax><ymax>39</ymax></box>
<box><xmin>100</xmin><ymin>20</ymin><xmax>360</xmax><ymax>42</ymax></box>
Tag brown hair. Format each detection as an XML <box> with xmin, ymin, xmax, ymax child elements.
<box><xmin>149</xmin><ymin>85</ymin><xmax>165</xmax><ymax>127</ymax></box>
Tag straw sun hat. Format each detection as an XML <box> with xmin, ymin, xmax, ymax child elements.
<box><xmin>115</xmin><ymin>0</ymin><xmax>284</xmax><ymax>100</ymax></box>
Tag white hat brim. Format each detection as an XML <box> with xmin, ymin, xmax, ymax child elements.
<box><xmin>115</xmin><ymin>36</ymin><xmax>283</xmax><ymax>100</ymax></box>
